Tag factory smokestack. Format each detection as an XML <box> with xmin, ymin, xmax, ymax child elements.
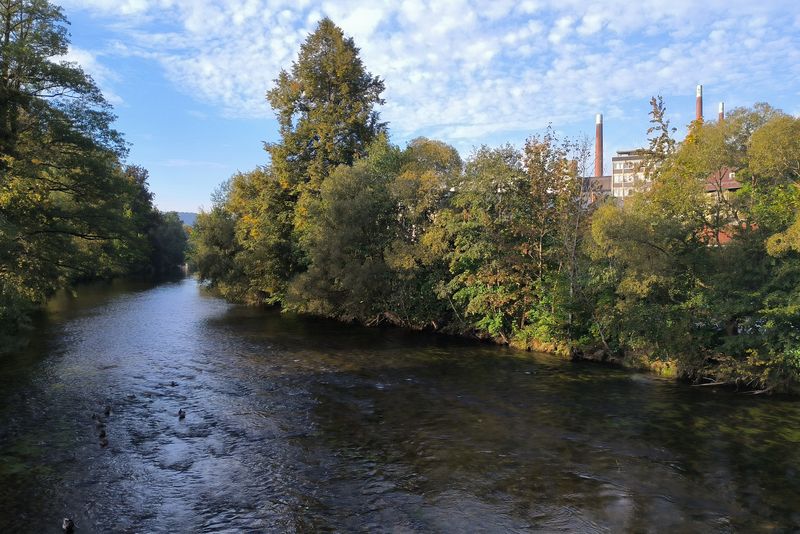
<box><xmin>718</xmin><ymin>102</ymin><xmax>725</xmax><ymax>122</ymax></box>
<box><xmin>594</xmin><ymin>113</ymin><xmax>603</xmax><ymax>177</ymax></box>
<box><xmin>696</xmin><ymin>84</ymin><xmax>703</xmax><ymax>122</ymax></box>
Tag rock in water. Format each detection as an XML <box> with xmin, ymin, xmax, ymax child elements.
<box><xmin>62</xmin><ymin>518</ymin><xmax>75</xmax><ymax>533</ymax></box>
<box><xmin>178</xmin><ymin>408</ymin><xmax>186</xmax><ymax>420</ymax></box>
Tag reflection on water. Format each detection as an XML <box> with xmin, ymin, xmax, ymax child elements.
<box><xmin>0</xmin><ymin>277</ymin><xmax>798</xmax><ymax>531</ymax></box>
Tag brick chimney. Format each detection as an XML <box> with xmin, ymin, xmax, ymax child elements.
<box><xmin>718</xmin><ymin>102</ymin><xmax>725</xmax><ymax>122</ymax></box>
<box><xmin>594</xmin><ymin>113</ymin><xmax>603</xmax><ymax>177</ymax></box>
<box><xmin>696</xmin><ymin>84</ymin><xmax>703</xmax><ymax>122</ymax></box>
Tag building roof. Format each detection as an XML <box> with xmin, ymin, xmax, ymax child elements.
<box><xmin>704</xmin><ymin>168</ymin><xmax>742</xmax><ymax>193</ymax></box>
<box><xmin>613</xmin><ymin>148</ymin><xmax>652</xmax><ymax>158</ymax></box>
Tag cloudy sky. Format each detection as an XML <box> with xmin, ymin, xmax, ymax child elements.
<box><xmin>60</xmin><ymin>0</ymin><xmax>800</xmax><ymax>212</ymax></box>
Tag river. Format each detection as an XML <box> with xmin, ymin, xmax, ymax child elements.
<box><xmin>0</xmin><ymin>277</ymin><xmax>798</xmax><ymax>532</ymax></box>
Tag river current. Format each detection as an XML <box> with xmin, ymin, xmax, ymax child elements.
<box><xmin>0</xmin><ymin>277</ymin><xmax>798</xmax><ymax>532</ymax></box>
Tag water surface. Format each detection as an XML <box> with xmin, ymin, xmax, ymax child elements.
<box><xmin>1</xmin><ymin>278</ymin><xmax>798</xmax><ymax>532</ymax></box>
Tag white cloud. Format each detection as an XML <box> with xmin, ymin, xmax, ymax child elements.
<box><xmin>548</xmin><ymin>15</ymin><xmax>575</xmax><ymax>44</ymax></box>
<box><xmin>577</xmin><ymin>11</ymin><xmax>605</xmax><ymax>36</ymax></box>
<box><xmin>62</xmin><ymin>0</ymin><xmax>800</xmax><ymax>147</ymax></box>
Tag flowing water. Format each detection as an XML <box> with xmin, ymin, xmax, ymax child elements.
<box><xmin>0</xmin><ymin>277</ymin><xmax>798</xmax><ymax>532</ymax></box>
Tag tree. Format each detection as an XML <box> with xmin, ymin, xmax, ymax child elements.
<box><xmin>188</xmin><ymin>18</ymin><xmax>389</xmax><ymax>301</ymax></box>
<box><xmin>285</xmin><ymin>136</ymin><xmax>398</xmax><ymax>321</ymax></box>
<box><xmin>1</xmin><ymin>0</ymin><xmax>121</xmax><ymax>159</ymax></box>
<box><xmin>227</xmin><ymin>167</ymin><xmax>302</xmax><ymax>303</ymax></box>
<box><xmin>588</xmin><ymin>179</ymin><xmax>710</xmax><ymax>362</ymax></box>
<box><xmin>0</xmin><ymin>0</ymin><xmax>127</xmax><ymax>268</ymax></box>
<box><xmin>0</xmin><ymin>0</ymin><xmax>135</xmax><ymax>345</ymax></box>
<box><xmin>384</xmin><ymin>137</ymin><xmax>462</xmax><ymax>328</ymax></box>
<box><xmin>188</xmin><ymin>203</ymin><xmax>246</xmax><ymax>300</ymax></box>
<box><xmin>148</xmin><ymin>212</ymin><xmax>188</xmax><ymax>276</ymax></box>
<box><xmin>643</xmin><ymin>96</ymin><xmax>676</xmax><ymax>178</ymax></box>
<box><xmin>587</xmin><ymin>101</ymin><xmax>800</xmax><ymax>391</ymax></box>
<box><xmin>434</xmin><ymin>145</ymin><xmax>527</xmax><ymax>342</ymax></box>
<box><xmin>265</xmin><ymin>17</ymin><xmax>386</xmax><ymax>266</ymax></box>
<box><xmin>749</xmin><ymin>115</ymin><xmax>800</xmax><ymax>184</ymax></box>
<box><xmin>266</xmin><ymin>18</ymin><xmax>386</xmax><ymax>195</ymax></box>
<box><xmin>0</xmin><ymin>2</ymin><xmax>188</xmax><ymax>349</ymax></box>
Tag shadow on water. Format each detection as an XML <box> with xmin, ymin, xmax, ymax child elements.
<box><xmin>0</xmin><ymin>277</ymin><xmax>798</xmax><ymax>532</ymax></box>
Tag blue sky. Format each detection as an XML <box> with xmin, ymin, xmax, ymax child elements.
<box><xmin>59</xmin><ymin>0</ymin><xmax>800</xmax><ymax>213</ymax></box>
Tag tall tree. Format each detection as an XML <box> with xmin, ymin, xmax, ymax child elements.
<box><xmin>266</xmin><ymin>18</ymin><xmax>385</xmax><ymax>266</ymax></box>
<box><xmin>266</xmin><ymin>17</ymin><xmax>386</xmax><ymax>195</ymax></box>
<box><xmin>0</xmin><ymin>0</ymin><xmax>126</xmax><ymax>265</ymax></box>
<box><xmin>0</xmin><ymin>0</ymin><xmax>123</xmax><ymax>160</ymax></box>
<box><xmin>190</xmin><ymin>18</ymin><xmax>387</xmax><ymax>302</ymax></box>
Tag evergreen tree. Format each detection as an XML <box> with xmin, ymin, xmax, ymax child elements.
<box><xmin>191</xmin><ymin>18</ymin><xmax>387</xmax><ymax>303</ymax></box>
<box><xmin>266</xmin><ymin>17</ymin><xmax>386</xmax><ymax>195</ymax></box>
<box><xmin>266</xmin><ymin>18</ymin><xmax>385</xmax><ymax>266</ymax></box>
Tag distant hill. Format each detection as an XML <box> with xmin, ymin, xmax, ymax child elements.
<box><xmin>176</xmin><ymin>212</ymin><xmax>198</xmax><ymax>227</ymax></box>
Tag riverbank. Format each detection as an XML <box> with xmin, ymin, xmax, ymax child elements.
<box><xmin>178</xmin><ymin>269</ymin><xmax>800</xmax><ymax>397</ymax></box>
<box><xmin>221</xmin><ymin>291</ymin><xmax>799</xmax><ymax>397</ymax></box>
<box><xmin>526</xmin><ymin>341</ymin><xmax>799</xmax><ymax>397</ymax></box>
<box><xmin>505</xmin><ymin>330</ymin><xmax>800</xmax><ymax>396</ymax></box>
<box><xmin>303</xmin><ymin>307</ymin><xmax>800</xmax><ymax>396</ymax></box>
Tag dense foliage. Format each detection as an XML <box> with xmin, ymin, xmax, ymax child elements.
<box><xmin>190</xmin><ymin>19</ymin><xmax>800</xmax><ymax>393</ymax></box>
<box><xmin>0</xmin><ymin>1</ymin><xmax>187</xmax><ymax>350</ymax></box>
<box><xmin>587</xmin><ymin>105</ymin><xmax>800</xmax><ymax>392</ymax></box>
